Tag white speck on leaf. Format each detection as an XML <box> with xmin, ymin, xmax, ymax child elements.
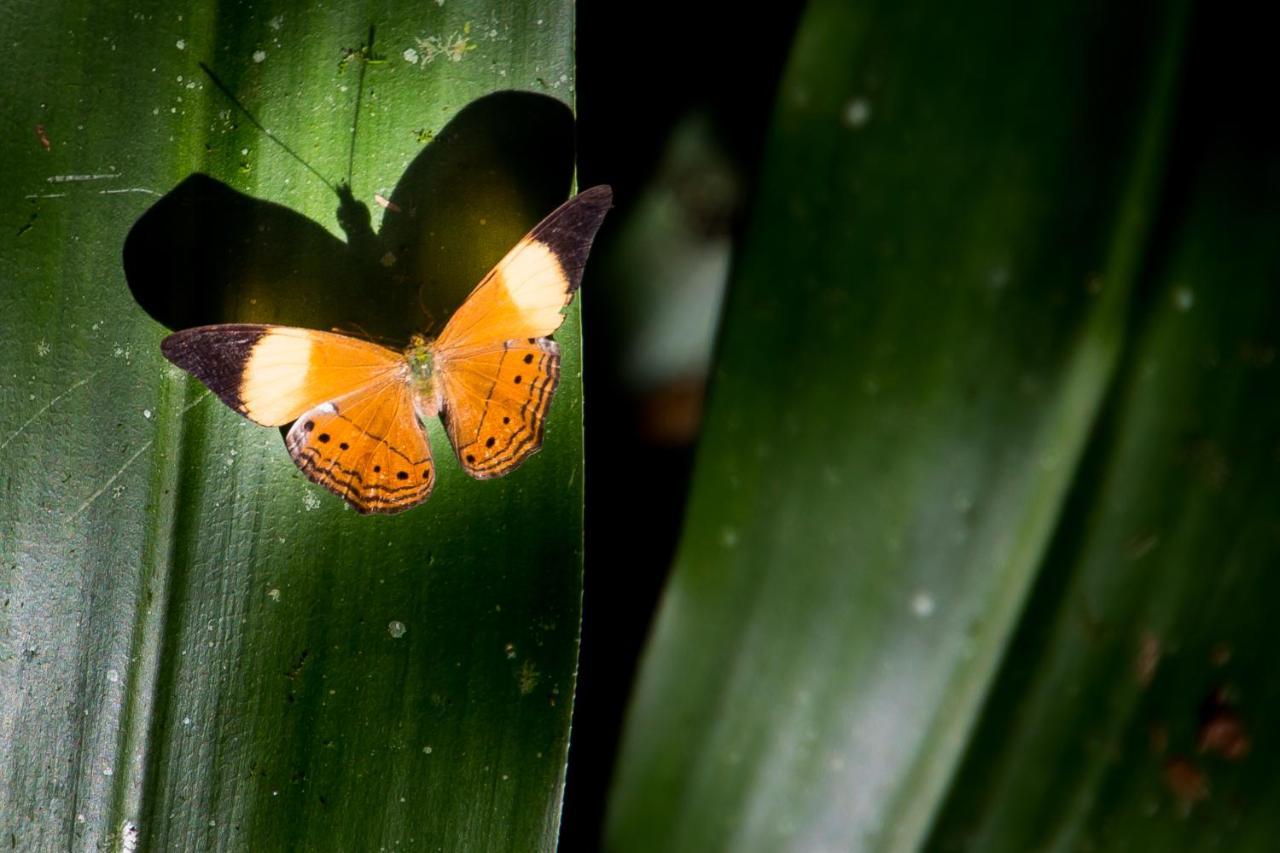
<box><xmin>252</xmin><ymin>50</ymin><xmax>267</xmax><ymax>63</ymax></box>
<box><xmin>388</xmin><ymin>620</ymin><xmax>407</xmax><ymax>638</ymax></box>
<box><xmin>36</xmin><ymin>339</ymin><xmax>50</xmax><ymax>357</ymax></box>
<box><xmin>121</xmin><ymin>821</ymin><xmax>139</xmax><ymax>853</ymax></box>
<box><xmin>175</xmin><ymin>39</ymin><xmax>185</xmax><ymax>50</ymax></box>
<box><xmin>106</xmin><ymin>669</ymin><xmax>119</xmax><ymax>683</ymax></box>
<box><xmin>911</xmin><ymin>591</ymin><xmax>936</xmax><ymax>618</ymax></box>
<box><xmin>301</xmin><ymin>491</ymin><xmax>321</xmax><ymax>511</ymax></box>
<box><xmin>268</xmin><ymin>588</ymin><xmax>281</xmax><ymax>602</ymax></box>
<box><xmin>143</xmin><ymin>409</ymin><xmax>152</xmax><ymax>419</ymax></box>
<box><xmin>402</xmin><ymin>47</ymin><xmax>419</xmax><ymax>64</ymax></box>
<box><xmin>422</xmin><ymin>745</ymin><xmax>433</xmax><ymax>754</ymax></box>
<box><xmin>268</xmin><ymin>15</ymin><xmax>284</xmax><ymax>30</ymax></box>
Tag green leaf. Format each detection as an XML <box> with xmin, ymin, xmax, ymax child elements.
<box><xmin>925</xmin><ymin>38</ymin><xmax>1280</xmax><ymax>850</ymax></box>
<box><xmin>606</xmin><ymin>0</ymin><xmax>1193</xmax><ymax>849</ymax></box>
<box><xmin>1</xmin><ymin>2</ymin><xmax>583</xmax><ymax>850</ymax></box>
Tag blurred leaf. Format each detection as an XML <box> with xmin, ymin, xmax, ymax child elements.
<box><xmin>926</xmin><ymin>18</ymin><xmax>1280</xmax><ymax>849</ymax></box>
<box><xmin>607</xmin><ymin>0</ymin><xmax>1193</xmax><ymax>850</ymax></box>
<box><xmin>0</xmin><ymin>1</ymin><xmax>583</xmax><ymax>850</ymax></box>
<box><xmin>606</xmin><ymin>114</ymin><xmax>738</xmax><ymax>392</ymax></box>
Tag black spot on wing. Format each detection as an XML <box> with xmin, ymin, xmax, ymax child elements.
<box><xmin>527</xmin><ymin>185</ymin><xmax>612</xmax><ymax>293</ymax></box>
<box><xmin>463</xmin><ymin>344</ymin><xmax>561</xmax><ymax>478</ymax></box>
<box><xmin>160</xmin><ymin>324</ymin><xmax>270</xmax><ymax>414</ymax></box>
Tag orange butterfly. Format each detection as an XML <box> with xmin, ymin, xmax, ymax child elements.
<box><xmin>162</xmin><ymin>186</ymin><xmax>611</xmax><ymax>514</ymax></box>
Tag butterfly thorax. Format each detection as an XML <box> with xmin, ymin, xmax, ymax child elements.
<box><xmin>405</xmin><ymin>334</ymin><xmax>442</xmax><ymax>420</ymax></box>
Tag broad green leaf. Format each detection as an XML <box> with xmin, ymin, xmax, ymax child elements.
<box><xmin>607</xmin><ymin>0</ymin><xmax>1188</xmax><ymax>850</ymax></box>
<box><xmin>926</xmin><ymin>42</ymin><xmax>1280</xmax><ymax>849</ymax></box>
<box><xmin>1</xmin><ymin>2</ymin><xmax>583</xmax><ymax>850</ymax></box>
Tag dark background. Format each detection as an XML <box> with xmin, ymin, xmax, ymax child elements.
<box><xmin>563</xmin><ymin>2</ymin><xmax>807</xmax><ymax>846</ymax></box>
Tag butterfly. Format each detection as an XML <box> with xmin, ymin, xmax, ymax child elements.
<box><xmin>161</xmin><ymin>185</ymin><xmax>612</xmax><ymax>514</ymax></box>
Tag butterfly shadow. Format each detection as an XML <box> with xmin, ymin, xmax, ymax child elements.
<box><xmin>123</xmin><ymin>90</ymin><xmax>576</xmax><ymax>344</ymax></box>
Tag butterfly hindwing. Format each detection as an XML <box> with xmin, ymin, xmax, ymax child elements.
<box><xmin>437</xmin><ymin>338</ymin><xmax>560</xmax><ymax>479</ymax></box>
<box><xmin>432</xmin><ymin>186</ymin><xmax>612</xmax><ymax>351</ymax></box>
<box><xmin>161</xmin><ymin>324</ymin><xmax>402</xmax><ymax>426</ymax></box>
<box><xmin>285</xmin><ymin>379</ymin><xmax>436</xmax><ymax>514</ymax></box>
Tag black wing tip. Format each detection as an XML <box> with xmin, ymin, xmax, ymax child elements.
<box><xmin>161</xmin><ymin>324</ymin><xmax>271</xmax><ymax>413</ymax></box>
<box><xmin>576</xmin><ymin>184</ymin><xmax>613</xmax><ymax>206</ymax></box>
<box><xmin>535</xmin><ymin>185</ymin><xmax>614</xmax><ymax>293</ymax></box>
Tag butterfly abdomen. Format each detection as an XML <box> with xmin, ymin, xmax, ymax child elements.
<box><xmin>406</xmin><ymin>338</ymin><xmax>443</xmax><ymax>421</ymax></box>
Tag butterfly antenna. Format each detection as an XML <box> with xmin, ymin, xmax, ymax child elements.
<box><xmin>347</xmin><ymin>25</ymin><xmax>376</xmax><ymax>187</ymax></box>
<box><xmin>329</xmin><ymin>322</ymin><xmax>400</xmax><ymax>346</ymax></box>
<box><xmin>417</xmin><ymin>286</ymin><xmax>439</xmax><ymax>335</ymax></box>
<box><xmin>198</xmin><ymin>61</ymin><xmax>339</xmax><ymax>195</ymax></box>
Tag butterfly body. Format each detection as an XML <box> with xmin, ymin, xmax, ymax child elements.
<box><xmin>162</xmin><ymin>186</ymin><xmax>610</xmax><ymax>514</ymax></box>
<box><xmin>405</xmin><ymin>335</ymin><xmax>442</xmax><ymax>420</ymax></box>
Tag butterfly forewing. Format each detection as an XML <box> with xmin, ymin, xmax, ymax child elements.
<box><xmin>437</xmin><ymin>338</ymin><xmax>560</xmax><ymax>478</ymax></box>
<box><xmin>285</xmin><ymin>380</ymin><xmax>436</xmax><ymax>514</ymax></box>
<box><xmin>433</xmin><ymin>185</ymin><xmax>612</xmax><ymax>351</ymax></box>
<box><xmin>161</xmin><ymin>324</ymin><xmax>403</xmax><ymax>426</ymax></box>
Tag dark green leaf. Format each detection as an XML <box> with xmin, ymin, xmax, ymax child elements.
<box><xmin>607</xmin><ymin>0</ymin><xmax>1191</xmax><ymax>849</ymax></box>
<box><xmin>927</xmin><ymin>32</ymin><xmax>1280</xmax><ymax>849</ymax></box>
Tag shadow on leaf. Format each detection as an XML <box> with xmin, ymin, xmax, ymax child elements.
<box><xmin>124</xmin><ymin>90</ymin><xmax>575</xmax><ymax>343</ymax></box>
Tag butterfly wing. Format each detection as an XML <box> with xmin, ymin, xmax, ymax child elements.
<box><xmin>432</xmin><ymin>185</ymin><xmax>612</xmax><ymax>351</ymax></box>
<box><xmin>431</xmin><ymin>186</ymin><xmax>610</xmax><ymax>479</ymax></box>
<box><xmin>163</xmin><ymin>323</ymin><xmax>433</xmax><ymax>512</ymax></box>
<box><xmin>285</xmin><ymin>380</ymin><xmax>435</xmax><ymax>514</ymax></box>
<box><xmin>436</xmin><ymin>338</ymin><xmax>560</xmax><ymax>478</ymax></box>
<box><xmin>160</xmin><ymin>324</ymin><xmax>403</xmax><ymax>426</ymax></box>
